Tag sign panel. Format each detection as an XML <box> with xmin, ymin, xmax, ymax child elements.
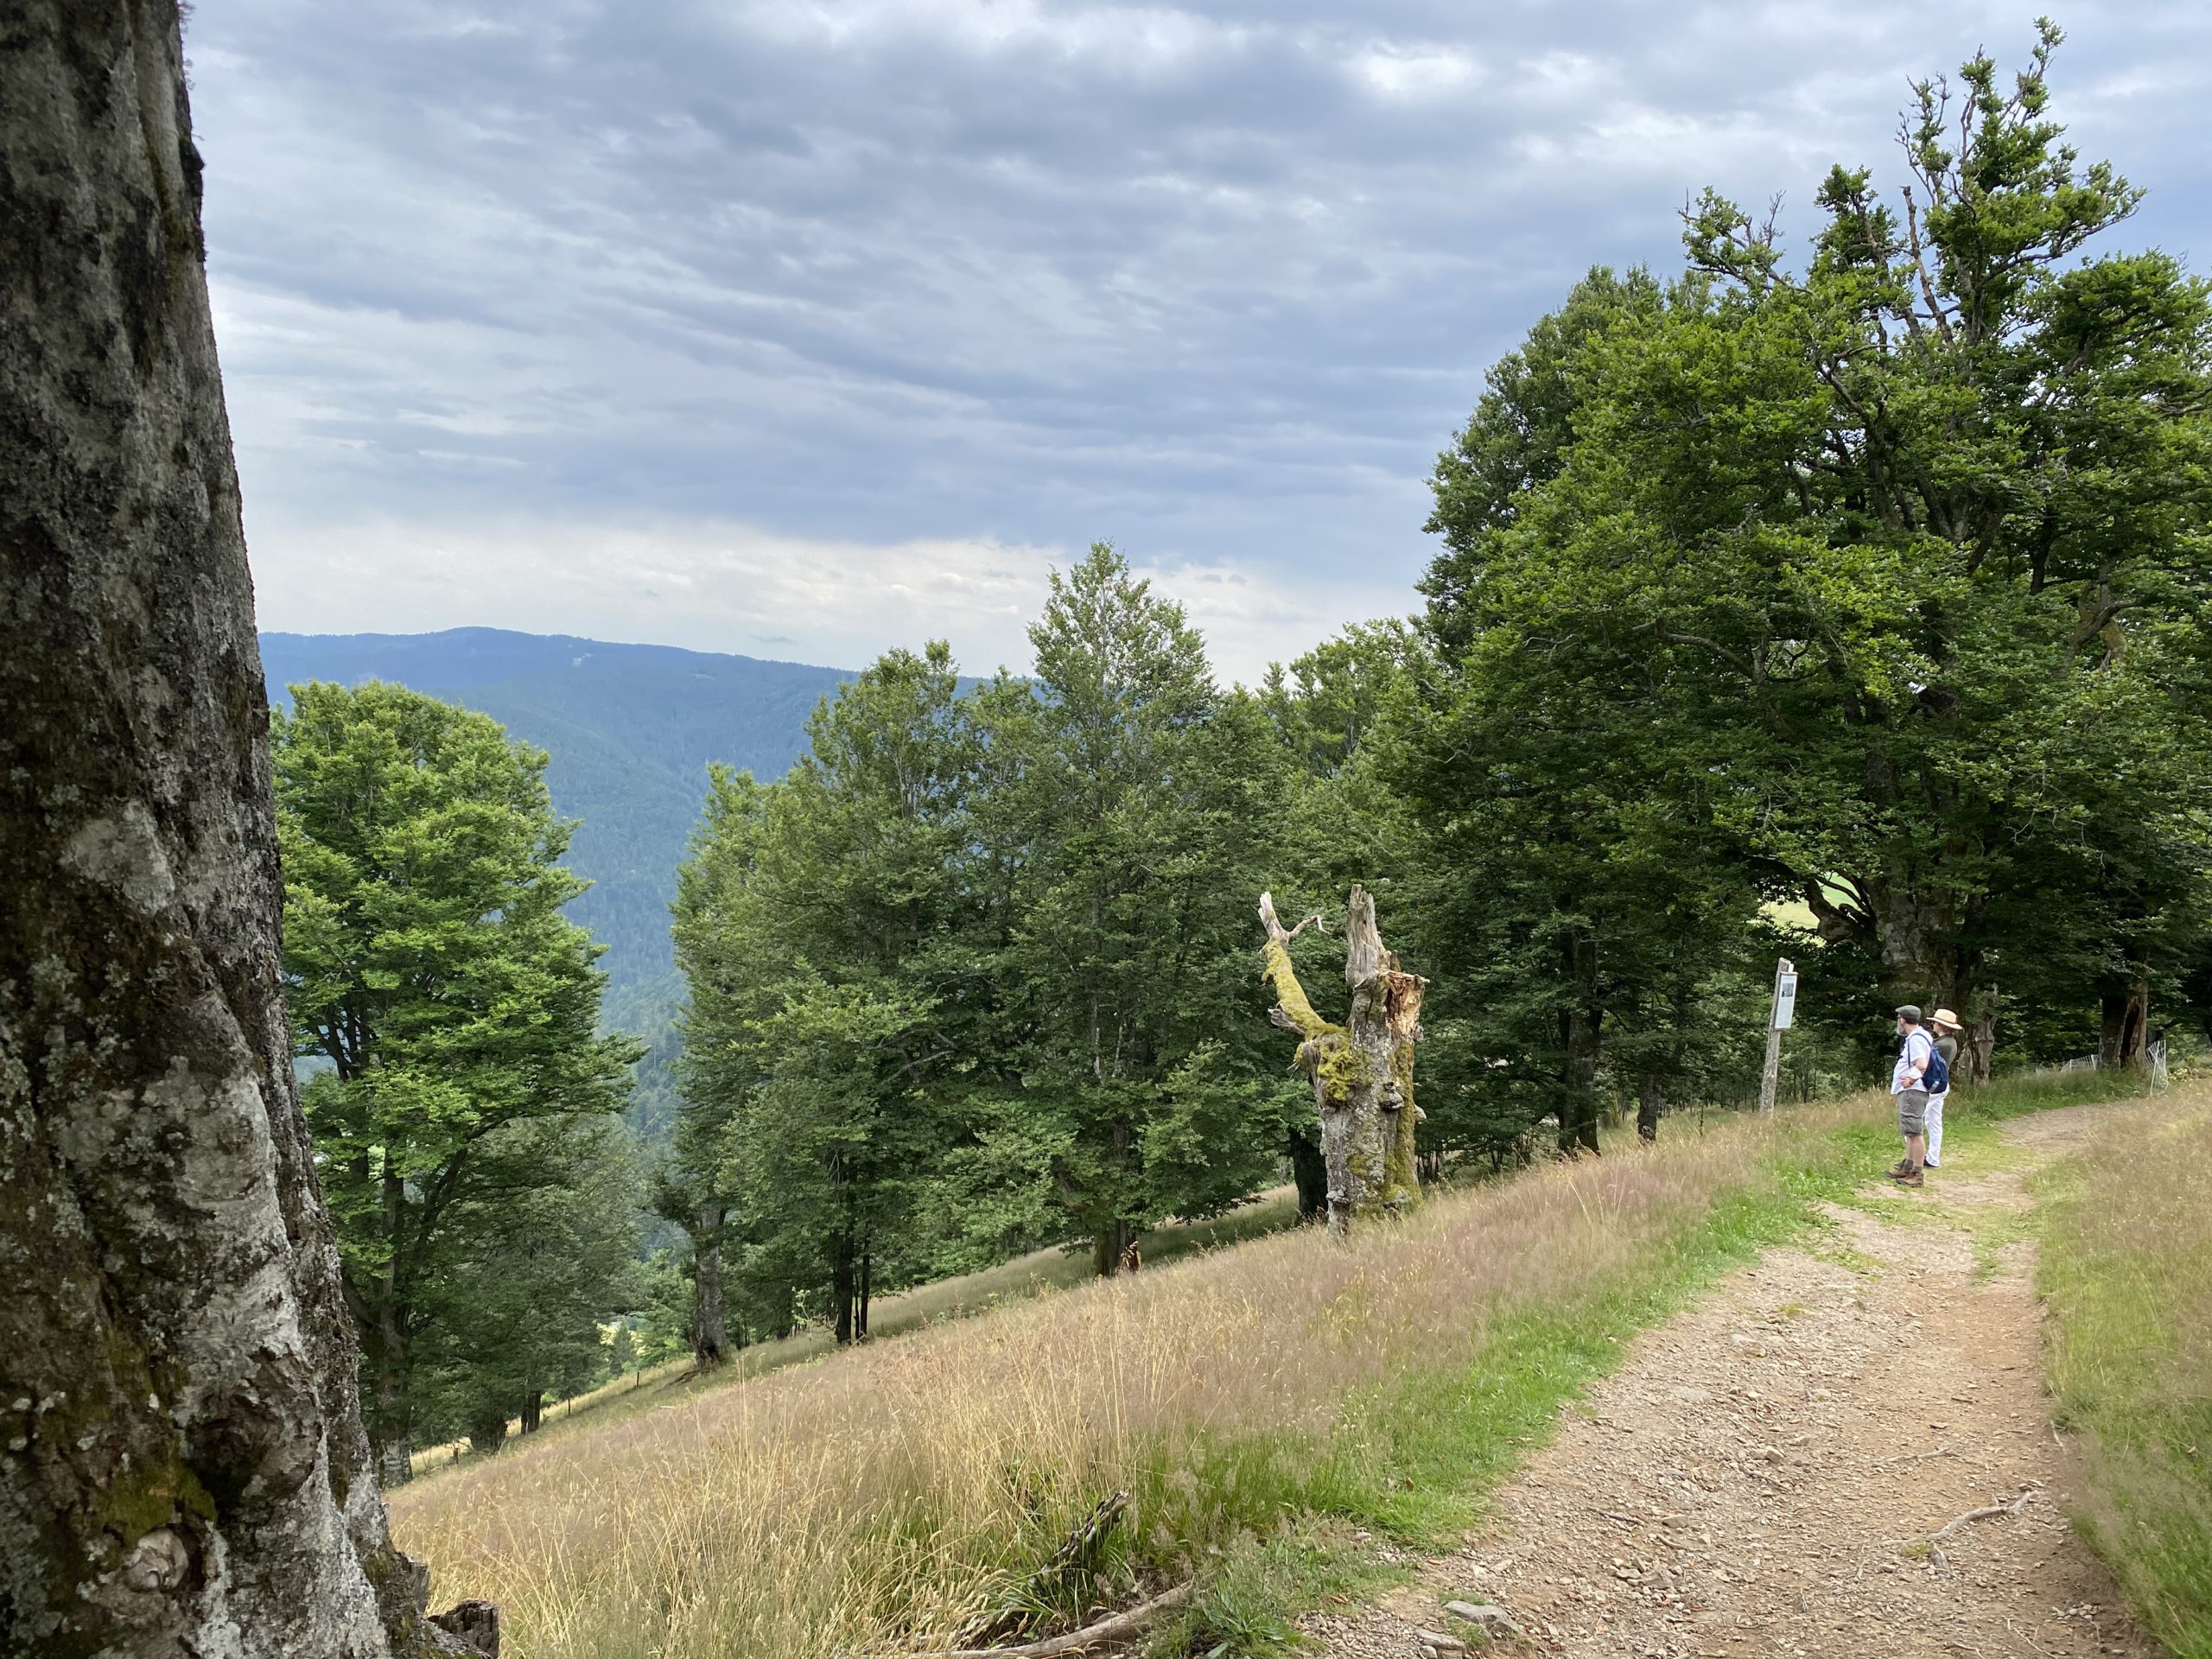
<box><xmin>1772</xmin><ymin>970</ymin><xmax>1800</xmax><ymax>1030</ymax></box>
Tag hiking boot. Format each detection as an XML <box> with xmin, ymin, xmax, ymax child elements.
<box><xmin>1890</xmin><ymin>1166</ymin><xmax>1924</xmax><ymax>1188</ymax></box>
<box><xmin>1887</xmin><ymin>1159</ymin><xmax>1915</xmax><ymax>1179</ymax></box>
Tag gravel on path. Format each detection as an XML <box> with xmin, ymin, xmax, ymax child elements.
<box><xmin>1303</xmin><ymin>1099</ymin><xmax>2171</xmax><ymax>1659</ymax></box>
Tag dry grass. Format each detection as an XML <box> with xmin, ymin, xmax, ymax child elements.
<box><xmin>2037</xmin><ymin>1094</ymin><xmax>2212</xmax><ymax>1658</ymax></box>
<box><xmin>390</xmin><ymin>1099</ymin><xmax>1891</xmax><ymax>1659</ymax></box>
<box><xmin>408</xmin><ymin>1190</ymin><xmax>1306</xmax><ymax>1478</ymax></box>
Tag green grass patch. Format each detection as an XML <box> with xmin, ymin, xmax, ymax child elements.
<box><xmin>2034</xmin><ymin>1097</ymin><xmax>2212</xmax><ymax>1658</ymax></box>
<box><xmin>1166</xmin><ymin>1074</ymin><xmax>2164</xmax><ymax>1656</ymax></box>
<box><xmin>1156</xmin><ymin>1107</ymin><xmax>1891</xmax><ymax>1653</ymax></box>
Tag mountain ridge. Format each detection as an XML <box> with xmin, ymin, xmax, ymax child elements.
<box><xmin>257</xmin><ymin>627</ymin><xmax>855</xmax><ymax>1019</ymax></box>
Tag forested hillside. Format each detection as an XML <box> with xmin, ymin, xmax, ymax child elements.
<box><xmin>18</xmin><ymin>8</ymin><xmax>2212</xmax><ymax>1658</ymax></box>
<box><xmin>255</xmin><ymin>24</ymin><xmax>2212</xmax><ymax>1623</ymax></box>
<box><xmin>258</xmin><ymin>628</ymin><xmax>850</xmax><ymax>1013</ymax></box>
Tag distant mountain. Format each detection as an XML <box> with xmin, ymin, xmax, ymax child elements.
<box><xmin>259</xmin><ymin>628</ymin><xmax>853</xmax><ymax>1028</ymax></box>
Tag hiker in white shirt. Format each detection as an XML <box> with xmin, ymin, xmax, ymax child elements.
<box><xmin>1888</xmin><ymin>1005</ymin><xmax>1934</xmax><ymax>1188</ymax></box>
<box><xmin>1924</xmin><ymin>1008</ymin><xmax>1963</xmax><ymax>1169</ymax></box>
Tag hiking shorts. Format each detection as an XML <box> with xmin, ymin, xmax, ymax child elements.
<box><xmin>1896</xmin><ymin>1088</ymin><xmax>1929</xmax><ymax>1137</ymax></box>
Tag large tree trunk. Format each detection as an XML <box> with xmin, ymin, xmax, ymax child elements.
<box><xmin>831</xmin><ymin>1238</ymin><xmax>858</xmax><ymax>1353</ymax></box>
<box><xmin>1558</xmin><ymin>933</ymin><xmax>1602</xmax><ymax>1155</ymax></box>
<box><xmin>690</xmin><ymin>1205</ymin><xmax>728</xmax><ymax>1366</ymax></box>
<box><xmin>1961</xmin><ymin>982</ymin><xmax>1999</xmax><ymax>1085</ymax></box>
<box><xmin>1090</xmin><ymin>1215</ymin><xmax>1137</xmax><ymax>1277</ymax></box>
<box><xmin>1864</xmin><ymin>876</ymin><xmax>1970</xmax><ymax>1020</ymax></box>
<box><xmin>365</xmin><ymin>1302</ymin><xmax>416</xmax><ymax>1490</ymax></box>
<box><xmin>1287</xmin><ymin>1126</ymin><xmax>1329</xmax><ymax>1222</ymax></box>
<box><xmin>0</xmin><ymin>8</ymin><xmax>487</xmax><ymax>1652</ymax></box>
<box><xmin>1808</xmin><ymin>871</ymin><xmax>1976</xmax><ymax>1040</ymax></box>
<box><xmin>2098</xmin><ymin>976</ymin><xmax>2149</xmax><ymax>1071</ymax></box>
<box><xmin>1259</xmin><ymin>887</ymin><xmax>1427</xmax><ymax>1238</ymax></box>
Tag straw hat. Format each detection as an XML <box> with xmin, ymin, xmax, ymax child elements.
<box><xmin>1929</xmin><ymin>1007</ymin><xmax>1963</xmax><ymax>1031</ymax></box>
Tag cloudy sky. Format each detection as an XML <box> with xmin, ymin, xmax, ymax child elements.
<box><xmin>188</xmin><ymin>2</ymin><xmax>2211</xmax><ymax>683</ymax></box>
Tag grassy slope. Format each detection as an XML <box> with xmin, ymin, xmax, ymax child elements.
<box><xmin>2034</xmin><ymin>1095</ymin><xmax>2212</xmax><ymax>1658</ymax></box>
<box><xmin>387</xmin><ymin>1074</ymin><xmax>2145</xmax><ymax>1659</ymax></box>
<box><xmin>407</xmin><ymin>1191</ymin><xmax>1306</xmax><ymax>1478</ymax></box>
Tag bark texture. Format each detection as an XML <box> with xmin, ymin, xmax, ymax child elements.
<box><xmin>1803</xmin><ymin>874</ymin><xmax>1989</xmax><ymax>1074</ymax></box>
<box><xmin>1259</xmin><ymin>887</ymin><xmax>1426</xmax><ymax>1236</ymax></box>
<box><xmin>2098</xmin><ymin>978</ymin><xmax>2149</xmax><ymax>1072</ymax></box>
<box><xmin>689</xmin><ymin>1205</ymin><xmax>729</xmax><ymax>1367</ymax></box>
<box><xmin>1287</xmin><ymin>1126</ymin><xmax>1329</xmax><ymax>1222</ymax></box>
<box><xmin>0</xmin><ymin>6</ymin><xmax>486</xmax><ymax>1653</ymax></box>
<box><xmin>1961</xmin><ymin>983</ymin><xmax>1999</xmax><ymax>1087</ymax></box>
<box><xmin>365</xmin><ymin>1302</ymin><xmax>416</xmax><ymax>1488</ymax></box>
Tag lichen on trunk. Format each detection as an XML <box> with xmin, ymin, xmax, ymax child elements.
<box><xmin>1258</xmin><ymin>887</ymin><xmax>1427</xmax><ymax>1236</ymax></box>
<box><xmin>0</xmin><ymin>4</ymin><xmax>487</xmax><ymax>1651</ymax></box>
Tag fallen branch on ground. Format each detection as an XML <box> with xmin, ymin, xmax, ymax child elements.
<box><xmin>1926</xmin><ymin>1484</ymin><xmax>2039</xmax><ymax>1568</ymax></box>
<box><xmin>892</xmin><ymin>1584</ymin><xmax>1195</xmax><ymax>1658</ymax></box>
<box><xmin>1873</xmin><ymin>1442</ymin><xmax>1958</xmax><ymax>1470</ymax></box>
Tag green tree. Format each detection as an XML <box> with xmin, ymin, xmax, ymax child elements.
<box><xmin>1408</xmin><ymin>26</ymin><xmax>2212</xmax><ymax>1094</ymax></box>
<box><xmin>1422</xmin><ymin>266</ymin><xmax>1667</xmax><ymax>656</ymax></box>
<box><xmin>674</xmin><ymin>645</ymin><xmax>985</xmax><ymax>1340</ymax></box>
<box><xmin>412</xmin><ymin>1117</ymin><xmax>645</xmax><ymax>1453</ymax></box>
<box><xmin>274</xmin><ymin>681</ymin><xmax>639</xmax><ymax>1484</ymax></box>
<box><xmin>965</xmin><ymin>544</ymin><xmax>1287</xmax><ymax>1273</ymax></box>
<box><xmin>1395</xmin><ymin>556</ymin><xmax>1783</xmax><ymax>1152</ymax></box>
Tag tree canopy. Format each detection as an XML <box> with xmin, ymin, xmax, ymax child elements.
<box><xmin>275</xmin><ymin>681</ymin><xmax>640</xmax><ymax>1478</ymax></box>
<box><xmin>1402</xmin><ymin>22</ymin><xmax>2212</xmax><ymax>1122</ymax></box>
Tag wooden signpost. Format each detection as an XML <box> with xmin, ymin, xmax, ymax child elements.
<box><xmin>1759</xmin><ymin>957</ymin><xmax>1797</xmax><ymax>1116</ymax></box>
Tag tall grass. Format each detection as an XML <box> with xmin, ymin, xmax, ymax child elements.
<box><xmin>2036</xmin><ymin>1096</ymin><xmax>2212</xmax><ymax>1658</ymax></box>
<box><xmin>407</xmin><ymin>1190</ymin><xmax>1305</xmax><ymax>1478</ymax></box>
<box><xmin>386</xmin><ymin>1076</ymin><xmax>2134</xmax><ymax>1659</ymax></box>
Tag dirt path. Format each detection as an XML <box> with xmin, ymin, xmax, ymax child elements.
<box><xmin>1304</xmin><ymin>1099</ymin><xmax>2171</xmax><ymax>1659</ymax></box>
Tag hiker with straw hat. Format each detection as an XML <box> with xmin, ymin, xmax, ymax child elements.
<box><xmin>1924</xmin><ymin>1008</ymin><xmax>1963</xmax><ymax>1168</ymax></box>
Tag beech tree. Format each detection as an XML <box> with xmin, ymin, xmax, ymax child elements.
<box><xmin>411</xmin><ymin>1117</ymin><xmax>645</xmax><ymax>1452</ymax></box>
<box><xmin>275</xmin><ymin>681</ymin><xmax>639</xmax><ymax>1484</ymax></box>
<box><xmin>674</xmin><ymin>645</ymin><xmax>983</xmax><ymax>1340</ymax></box>
<box><xmin>969</xmin><ymin>547</ymin><xmax>1287</xmax><ymax>1273</ymax></box>
<box><xmin>0</xmin><ymin>3</ymin><xmax>485</xmax><ymax>1651</ymax></box>
<box><xmin>1410</xmin><ymin>27</ymin><xmax>2212</xmax><ymax>1079</ymax></box>
<box><xmin>677</xmin><ymin>563</ymin><xmax>1299</xmax><ymax>1294</ymax></box>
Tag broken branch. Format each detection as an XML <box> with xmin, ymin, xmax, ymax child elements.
<box><xmin>1257</xmin><ymin>890</ymin><xmax>1325</xmax><ymax>944</ymax></box>
<box><xmin>1925</xmin><ymin>1484</ymin><xmax>2038</xmax><ymax>1569</ymax></box>
<box><xmin>895</xmin><ymin>1583</ymin><xmax>1196</xmax><ymax>1658</ymax></box>
<box><xmin>1258</xmin><ymin>893</ymin><xmax>1341</xmax><ymax>1042</ymax></box>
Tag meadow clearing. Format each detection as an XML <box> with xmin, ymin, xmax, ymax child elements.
<box><xmin>2037</xmin><ymin>1094</ymin><xmax>2212</xmax><ymax>1657</ymax></box>
<box><xmin>389</xmin><ymin>1074</ymin><xmax>2160</xmax><ymax>1659</ymax></box>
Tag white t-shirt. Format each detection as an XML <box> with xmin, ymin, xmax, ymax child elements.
<box><xmin>1891</xmin><ymin>1028</ymin><xmax>1933</xmax><ymax>1094</ymax></box>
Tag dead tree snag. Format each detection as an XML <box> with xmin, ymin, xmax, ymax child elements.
<box><xmin>1259</xmin><ymin>887</ymin><xmax>1427</xmax><ymax>1236</ymax></box>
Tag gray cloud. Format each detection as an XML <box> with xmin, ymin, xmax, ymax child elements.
<box><xmin>188</xmin><ymin>1</ymin><xmax>2212</xmax><ymax>680</ymax></box>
